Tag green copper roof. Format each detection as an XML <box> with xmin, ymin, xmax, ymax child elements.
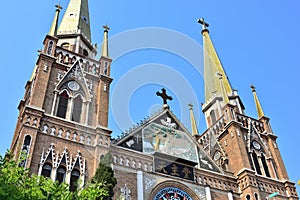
<box><xmin>57</xmin><ymin>0</ymin><xmax>92</xmax><ymax>42</ymax></box>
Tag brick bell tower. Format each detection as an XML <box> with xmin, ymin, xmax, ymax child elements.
<box><xmin>196</xmin><ymin>18</ymin><xmax>298</xmax><ymax>199</ymax></box>
<box><xmin>10</xmin><ymin>0</ymin><xmax>112</xmax><ymax>190</ymax></box>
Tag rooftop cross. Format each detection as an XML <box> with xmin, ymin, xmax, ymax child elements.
<box><xmin>103</xmin><ymin>25</ymin><xmax>110</xmax><ymax>32</ymax></box>
<box><xmin>55</xmin><ymin>4</ymin><xmax>63</xmax><ymax>11</ymax></box>
<box><xmin>197</xmin><ymin>18</ymin><xmax>209</xmax><ymax>30</ymax></box>
<box><xmin>156</xmin><ymin>88</ymin><xmax>173</xmax><ymax>105</ymax></box>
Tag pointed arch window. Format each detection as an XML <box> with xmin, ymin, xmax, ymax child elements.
<box><xmin>56</xmin><ymin>166</ymin><xmax>66</xmax><ymax>184</ymax></box>
<box><xmin>47</xmin><ymin>41</ymin><xmax>53</xmax><ymax>55</ymax></box>
<box><xmin>83</xmin><ymin>49</ymin><xmax>88</xmax><ymax>57</ymax></box>
<box><xmin>70</xmin><ymin>169</ymin><xmax>80</xmax><ymax>192</ymax></box>
<box><xmin>210</xmin><ymin>110</ymin><xmax>217</xmax><ymax>124</ymax></box>
<box><xmin>19</xmin><ymin>135</ymin><xmax>31</xmax><ymax>167</ymax></box>
<box><xmin>252</xmin><ymin>152</ymin><xmax>262</xmax><ymax>175</ymax></box>
<box><xmin>41</xmin><ymin>163</ymin><xmax>52</xmax><ymax>178</ymax></box>
<box><xmin>72</xmin><ymin>95</ymin><xmax>83</xmax><ymax>123</ymax></box>
<box><xmin>57</xmin><ymin>91</ymin><xmax>69</xmax><ymax>118</ymax></box>
<box><xmin>261</xmin><ymin>153</ymin><xmax>270</xmax><ymax>177</ymax></box>
<box><xmin>246</xmin><ymin>194</ymin><xmax>251</xmax><ymax>200</ymax></box>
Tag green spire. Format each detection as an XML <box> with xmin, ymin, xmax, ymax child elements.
<box><xmin>49</xmin><ymin>4</ymin><xmax>62</xmax><ymax>36</ymax></box>
<box><xmin>57</xmin><ymin>0</ymin><xmax>92</xmax><ymax>42</ymax></box>
<box><xmin>198</xmin><ymin>18</ymin><xmax>233</xmax><ymax>103</ymax></box>
<box><xmin>251</xmin><ymin>85</ymin><xmax>265</xmax><ymax>118</ymax></box>
<box><xmin>188</xmin><ymin>104</ymin><xmax>199</xmax><ymax>136</ymax></box>
<box><xmin>101</xmin><ymin>25</ymin><xmax>110</xmax><ymax>57</ymax></box>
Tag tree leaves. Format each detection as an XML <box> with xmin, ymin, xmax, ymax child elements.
<box><xmin>0</xmin><ymin>151</ymin><xmax>111</xmax><ymax>200</ymax></box>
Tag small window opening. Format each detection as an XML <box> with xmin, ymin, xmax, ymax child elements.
<box><xmin>56</xmin><ymin>166</ymin><xmax>66</xmax><ymax>184</ymax></box>
<box><xmin>70</xmin><ymin>169</ymin><xmax>80</xmax><ymax>192</ymax></box>
<box><xmin>41</xmin><ymin>163</ymin><xmax>52</xmax><ymax>178</ymax></box>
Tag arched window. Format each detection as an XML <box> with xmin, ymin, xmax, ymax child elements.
<box><xmin>72</xmin><ymin>95</ymin><xmax>83</xmax><ymax>123</ymax></box>
<box><xmin>70</xmin><ymin>169</ymin><xmax>80</xmax><ymax>192</ymax></box>
<box><xmin>41</xmin><ymin>163</ymin><xmax>52</xmax><ymax>178</ymax></box>
<box><xmin>254</xmin><ymin>193</ymin><xmax>259</xmax><ymax>200</ymax></box>
<box><xmin>210</xmin><ymin>110</ymin><xmax>216</xmax><ymax>124</ymax></box>
<box><xmin>47</xmin><ymin>41</ymin><xmax>53</xmax><ymax>55</ymax></box>
<box><xmin>252</xmin><ymin>152</ymin><xmax>262</xmax><ymax>175</ymax></box>
<box><xmin>103</xmin><ymin>62</ymin><xmax>108</xmax><ymax>75</ymax></box>
<box><xmin>83</xmin><ymin>49</ymin><xmax>88</xmax><ymax>57</ymax></box>
<box><xmin>57</xmin><ymin>91</ymin><xmax>69</xmax><ymax>119</ymax></box>
<box><xmin>261</xmin><ymin>153</ymin><xmax>270</xmax><ymax>177</ymax></box>
<box><xmin>246</xmin><ymin>194</ymin><xmax>251</xmax><ymax>200</ymax></box>
<box><xmin>56</xmin><ymin>166</ymin><xmax>66</xmax><ymax>184</ymax></box>
<box><xmin>19</xmin><ymin>135</ymin><xmax>32</xmax><ymax>167</ymax></box>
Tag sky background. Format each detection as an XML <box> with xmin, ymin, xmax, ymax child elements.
<box><xmin>0</xmin><ymin>0</ymin><xmax>299</xmax><ymax>193</ymax></box>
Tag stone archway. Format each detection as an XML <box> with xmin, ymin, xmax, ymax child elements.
<box><xmin>149</xmin><ymin>180</ymin><xmax>201</xmax><ymax>200</ymax></box>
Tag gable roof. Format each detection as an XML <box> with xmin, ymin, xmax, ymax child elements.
<box><xmin>113</xmin><ymin>108</ymin><xmax>223</xmax><ymax>173</ymax></box>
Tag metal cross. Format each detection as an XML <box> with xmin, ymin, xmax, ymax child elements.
<box><xmin>197</xmin><ymin>18</ymin><xmax>209</xmax><ymax>30</ymax></box>
<box><xmin>103</xmin><ymin>25</ymin><xmax>110</xmax><ymax>31</ymax></box>
<box><xmin>156</xmin><ymin>88</ymin><xmax>173</xmax><ymax>105</ymax></box>
<box><xmin>55</xmin><ymin>4</ymin><xmax>63</xmax><ymax>11</ymax></box>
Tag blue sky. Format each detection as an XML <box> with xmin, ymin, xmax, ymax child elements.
<box><xmin>0</xmin><ymin>0</ymin><xmax>299</xmax><ymax>192</ymax></box>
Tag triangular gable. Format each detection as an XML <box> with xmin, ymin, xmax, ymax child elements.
<box><xmin>41</xmin><ymin>144</ymin><xmax>56</xmax><ymax>165</ymax></box>
<box><xmin>55</xmin><ymin>60</ymin><xmax>91</xmax><ymax>100</ymax></box>
<box><xmin>115</xmin><ymin>108</ymin><xmax>222</xmax><ymax>173</ymax></box>
<box><xmin>116</xmin><ymin>109</ymin><xmax>189</xmax><ymax>151</ymax></box>
<box><xmin>247</xmin><ymin>119</ymin><xmax>268</xmax><ymax>154</ymax></box>
<box><xmin>70</xmin><ymin>151</ymin><xmax>85</xmax><ymax>174</ymax></box>
<box><xmin>209</xmin><ymin>131</ymin><xmax>227</xmax><ymax>160</ymax></box>
<box><xmin>56</xmin><ymin>147</ymin><xmax>70</xmax><ymax>167</ymax></box>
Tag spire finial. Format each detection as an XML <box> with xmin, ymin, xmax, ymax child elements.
<box><xmin>218</xmin><ymin>72</ymin><xmax>230</xmax><ymax>104</ymax></box>
<box><xmin>197</xmin><ymin>18</ymin><xmax>209</xmax><ymax>33</ymax></box>
<box><xmin>188</xmin><ymin>104</ymin><xmax>199</xmax><ymax>136</ymax></box>
<box><xmin>251</xmin><ymin>85</ymin><xmax>265</xmax><ymax>118</ymax></box>
<box><xmin>101</xmin><ymin>25</ymin><xmax>110</xmax><ymax>57</ymax></box>
<box><xmin>49</xmin><ymin>4</ymin><xmax>62</xmax><ymax>36</ymax></box>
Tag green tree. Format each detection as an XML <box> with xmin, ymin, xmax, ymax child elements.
<box><xmin>0</xmin><ymin>151</ymin><xmax>110</xmax><ymax>200</ymax></box>
<box><xmin>91</xmin><ymin>153</ymin><xmax>117</xmax><ymax>200</ymax></box>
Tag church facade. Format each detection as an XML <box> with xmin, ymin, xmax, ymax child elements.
<box><xmin>10</xmin><ymin>0</ymin><xmax>298</xmax><ymax>199</ymax></box>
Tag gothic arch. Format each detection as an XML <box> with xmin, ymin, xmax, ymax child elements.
<box><xmin>149</xmin><ymin>181</ymin><xmax>201</xmax><ymax>200</ymax></box>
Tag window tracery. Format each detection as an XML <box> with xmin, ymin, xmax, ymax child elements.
<box><xmin>39</xmin><ymin>145</ymin><xmax>85</xmax><ymax>190</ymax></box>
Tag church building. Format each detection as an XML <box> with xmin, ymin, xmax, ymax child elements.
<box><xmin>10</xmin><ymin>0</ymin><xmax>298</xmax><ymax>199</ymax></box>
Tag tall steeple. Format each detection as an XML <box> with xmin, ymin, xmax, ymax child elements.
<box><xmin>188</xmin><ymin>104</ymin><xmax>199</xmax><ymax>136</ymax></box>
<box><xmin>49</xmin><ymin>4</ymin><xmax>62</xmax><ymax>37</ymax></box>
<box><xmin>198</xmin><ymin>18</ymin><xmax>233</xmax><ymax>103</ymax></box>
<box><xmin>57</xmin><ymin>0</ymin><xmax>91</xmax><ymax>42</ymax></box>
<box><xmin>251</xmin><ymin>85</ymin><xmax>265</xmax><ymax>118</ymax></box>
<box><xmin>101</xmin><ymin>25</ymin><xmax>110</xmax><ymax>57</ymax></box>
<box><xmin>198</xmin><ymin>18</ymin><xmax>245</xmax><ymax>127</ymax></box>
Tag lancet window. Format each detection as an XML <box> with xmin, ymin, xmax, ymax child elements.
<box><xmin>57</xmin><ymin>91</ymin><xmax>69</xmax><ymax>118</ymax></box>
<box><xmin>19</xmin><ymin>135</ymin><xmax>32</xmax><ymax>167</ymax></box>
<box><xmin>41</xmin><ymin>163</ymin><xmax>52</xmax><ymax>178</ymax></box>
<box><xmin>72</xmin><ymin>95</ymin><xmax>83</xmax><ymax>123</ymax></box>
<box><xmin>250</xmin><ymin>141</ymin><xmax>271</xmax><ymax>178</ymax></box>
